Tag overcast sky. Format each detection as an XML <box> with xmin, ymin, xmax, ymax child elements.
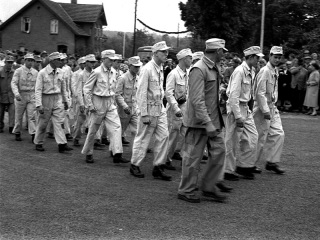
<box><xmin>0</xmin><ymin>0</ymin><xmax>188</xmax><ymax>33</ymax></box>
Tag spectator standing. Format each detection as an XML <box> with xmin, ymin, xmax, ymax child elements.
<box><xmin>304</xmin><ymin>61</ymin><xmax>320</xmax><ymax>116</ymax></box>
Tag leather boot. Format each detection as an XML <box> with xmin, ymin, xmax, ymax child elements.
<box><xmin>86</xmin><ymin>155</ymin><xmax>94</xmax><ymax>163</ymax></box>
<box><xmin>152</xmin><ymin>165</ymin><xmax>172</xmax><ymax>181</ymax></box>
<box><xmin>58</xmin><ymin>144</ymin><xmax>72</xmax><ymax>154</ymax></box>
<box><xmin>130</xmin><ymin>164</ymin><xmax>145</xmax><ymax>178</ymax></box>
<box><xmin>15</xmin><ymin>133</ymin><xmax>22</xmax><ymax>141</ymax></box>
<box><xmin>113</xmin><ymin>153</ymin><xmax>130</xmax><ymax>163</ymax></box>
<box><xmin>35</xmin><ymin>144</ymin><xmax>45</xmax><ymax>151</ymax></box>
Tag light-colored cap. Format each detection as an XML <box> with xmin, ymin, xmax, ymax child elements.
<box><xmin>60</xmin><ymin>53</ymin><xmax>68</xmax><ymax>60</ymax></box>
<box><xmin>48</xmin><ymin>52</ymin><xmax>61</xmax><ymax>61</ymax></box>
<box><xmin>152</xmin><ymin>41</ymin><xmax>171</xmax><ymax>53</ymax></box>
<box><xmin>176</xmin><ymin>48</ymin><xmax>192</xmax><ymax>60</ymax></box>
<box><xmin>34</xmin><ymin>55</ymin><xmax>42</xmax><ymax>62</ymax></box>
<box><xmin>206</xmin><ymin>38</ymin><xmax>228</xmax><ymax>51</ymax></box>
<box><xmin>5</xmin><ymin>55</ymin><xmax>15</xmax><ymax>62</ymax></box>
<box><xmin>101</xmin><ymin>50</ymin><xmax>117</xmax><ymax>60</ymax></box>
<box><xmin>128</xmin><ymin>56</ymin><xmax>143</xmax><ymax>66</ymax></box>
<box><xmin>85</xmin><ymin>54</ymin><xmax>97</xmax><ymax>62</ymax></box>
<box><xmin>243</xmin><ymin>46</ymin><xmax>264</xmax><ymax>57</ymax></box>
<box><xmin>270</xmin><ymin>46</ymin><xmax>283</xmax><ymax>55</ymax></box>
<box><xmin>286</xmin><ymin>61</ymin><xmax>292</xmax><ymax>65</ymax></box>
<box><xmin>78</xmin><ymin>57</ymin><xmax>86</xmax><ymax>64</ymax></box>
<box><xmin>192</xmin><ymin>51</ymin><xmax>204</xmax><ymax>61</ymax></box>
<box><xmin>24</xmin><ymin>53</ymin><xmax>35</xmax><ymax>60</ymax></box>
<box><xmin>303</xmin><ymin>56</ymin><xmax>311</xmax><ymax>59</ymax></box>
<box><xmin>115</xmin><ymin>54</ymin><xmax>123</xmax><ymax>60</ymax></box>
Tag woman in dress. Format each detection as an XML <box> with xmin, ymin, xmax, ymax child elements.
<box><xmin>304</xmin><ymin>61</ymin><xmax>320</xmax><ymax>116</ymax></box>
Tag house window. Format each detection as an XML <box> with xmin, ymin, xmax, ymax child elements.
<box><xmin>21</xmin><ymin>17</ymin><xmax>31</xmax><ymax>33</ymax></box>
<box><xmin>50</xmin><ymin>19</ymin><xmax>59</xmax><ymax>34</ymax></box>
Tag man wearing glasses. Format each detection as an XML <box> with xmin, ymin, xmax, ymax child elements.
<box><xmin>11</xmin><ymin>53</ymin><xmax>38</xmax><ymax>142</ymax></box>
<box><xmin>81</xmin><ymin>50</ymin><xmax>128</xmax><ymax>164</ymax></box>
<box><xmin>34</xmin><ymin>52</ymin><xmax>73</xmax><ymax>153</ymax></box>
<box><xmin>129</xmin><ymin>41</ymin><xmax>172</xmax><ymax>181</ymax></box>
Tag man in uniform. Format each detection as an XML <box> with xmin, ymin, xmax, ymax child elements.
<box><xmin>81</xmin><ymin>50</ymin><xmax>128</xmax><ymax>164</ymax></box>
<box><xmin>177</xmin><ymin>38</ymin><xmax>228</xmax><ymax>203</ymax></box>
<box><xmin>115</xmin><ymin>56</ymin><xmax>142</xmax><ymax>146</ymax></box>
<box><xmin>253</xmin><ymin>46</ymin><xmax>285</xmax><ymax>174</ymax></box>
<box><xmin>224</xmin><ymin>46</ymin><xmax>263</xmax><ymax>181</ymax></box>
<box><xmin>165</xmin><ymin>48</ymin><xmax>193</xmax><ymax>170</ymax></box>
<box><xmin>11</xmin><ymin>53</ymin><xmax>38</xmax><ymax>141</ymax></box>
<box><xmin>129</xmin><ymin>41</ymin><xmax>172</xmax><ymax>181</ymax></box>
<box><xmin>34</xmin><ymin>52</ymin><xmax>73</xmax><ymax>153</ymax></box>
<box><xmin>0</xmin><ymin>55</ymin><xmax>15</xmax><ymax>133</ymax></box>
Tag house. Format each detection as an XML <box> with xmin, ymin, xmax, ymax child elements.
<box><xmin>0</xmin><ymin>0</ymin><xmax>107</xmax><ymax>55</ymax></box>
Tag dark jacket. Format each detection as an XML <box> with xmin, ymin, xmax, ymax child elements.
<box><xmin>0</xmin><ymin>65</ymin><xmax>15</xmax><ymax>104</ymax></box>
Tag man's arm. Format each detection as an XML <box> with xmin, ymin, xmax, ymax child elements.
<box><xmin>115</xmin><ymin>76</ymin><xmax>128</xmax><ymax>109</ymax></box>
<box><xmin>136</xmin><ymin>67</ymin><xmax>149</xmax><ymax>116</ymax></box>
<box><xmin>11</xmin><ymin>68</ymin><xmax>21</xmax><ymax>98</ymax></box>
<box><xmin>83</xmin><ymin>71</ymin><xmax>97</xmax><ymax>110</ymax></box>
<box><xmin>35</xmin><ymin>71</ymin><xmax>44</xmax><ymax>107</ymax></box>
<box><xmin>165</xmin><ymin>70</ymin><xmax>180</xmax><ymax>114</ymax></box>
<box><xmin>228</xmin><ymin>70</ymin><xmax>243</xmax><ymax>119</ymax></box>
<box><xmin>254</xmin><ymin>70</ymin><xmax>270</xmax><ymax>114</ymax></box>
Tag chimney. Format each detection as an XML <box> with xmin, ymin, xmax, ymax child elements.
<box><xmin>71</xmin><ymin>0</ymin><xmax>77</xmax><ymax>4</ymax></box>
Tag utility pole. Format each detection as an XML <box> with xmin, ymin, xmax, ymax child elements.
<box><xmin>177</xmin><ymin>23</ymin><xmax>179</xmax><ymax>48</ymax></box>
<box><xmin>132</xmin><ymin>0</ymin><xmax>138</xmax><ymax>56</ymax></box>
<box><xmin>123</xmin><ymin>32</ymin><xmax>126</xmax><ymax>58</ymax></box>
<box><xmin>260</xmin><ymin>0</ymin><xmax>265</xmax><ymax>52</ymax></box>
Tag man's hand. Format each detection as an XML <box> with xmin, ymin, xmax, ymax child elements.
<box><xmin>264</xmin><ymin>112</ymin><xmax>271</xmax><ymax>120</ymax></box>
<box><xmin>37</xmin><ymin>105</ymin><xmax>44</xmax><ymax>114</ymax></box>
<box><xmin>176</xmin><ymin>95</ymin><xmax>187</xmax><ymax>105</ymax></box>
<box><xmin>236</xmin><ymin>117</ymin><xmax>245</xmax><ymax>128</ymax></box>
<box><xmin>63</xmin><ymin>102</ymin><xmax>68</xmax><ymax>110</ymax></box>
<box><xmin>15</xmin><ymin>95</ymin><xmax>22</xmax><ymax>101</ymax></box>
<box><xmin>175</xmin><ymin>109</ymin><xmax>183</xmax><ymax>117</ymax></box>
<box><xmin>80</xmin><ymin>105</ymin><xmax>85</xmax><ymax>113</ymax></box>
<box><xmin>124</xmin><ymin>107</ymin><xmax>131</xmax><ymax>115</ymax></box>
<box><xmin>89</xmin><ymin>106</ymin><xmax>97</xmax><ymax>113</ymax></box>
<box><xmin>142</xmin><ymin>116</ymin><xmax>150</xmax><ymax>125</ymax></box>
<box><xmin>205</xmin><ymin>122</ymin><xmax>219</xmax><ymax>138</ymax></box>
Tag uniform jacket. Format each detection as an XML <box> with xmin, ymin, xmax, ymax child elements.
<box><xmin>35</xmin><ymin>64</ymin><xmax>68</xmax><ymax>107</ymax></box>
<box><xmin>11</xmin><ymin>65</ymin><xmax>38</xmax><ymax>97</ymax></box>
<box><xmin>71</xmin><ymin>68</ymin><xmax>83</xmax><ymax>99</ymax></box>
<box><xmin>136</xmin><ymin>58</ymin><xmax>165</xmax><ymax>117</ymax></box>
<box><xmin>77</xmin><ymin>68</ymin><xmax>92</xmax><ymax>107</ymax></box>
<box><xmin>0</xmin><ymin>65</ymin><xmax>15</xmax><ymax>104</ymax></box>
<box><xmin>183</xmin><ymin>55</ymin><xmax>224</xmax><ymax>129</ymax></box>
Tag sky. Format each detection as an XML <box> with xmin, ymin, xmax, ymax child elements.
<box><xmin>0</xmin><ymin>0</ymin><xmax>188</xmax><ymax>34</ymax></box>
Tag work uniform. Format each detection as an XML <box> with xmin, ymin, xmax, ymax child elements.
<box><xmin>81</xmin><ymin>64</ymin><xmax>123</xmax><ymax>156</ymax></box>
<box><xmin>225</xmin><ymin>61</ymin><xmax>258</xmax><ymax>173</ymax></box>
<box><xmin>165</xmin><ymin>65</ymin><xmax>188</xmax><ymax>161</ymax></box>
<box><xmin>61</xmin><ymin>65</ymin><xmax>73</xmax><ymax>135</ymax></box>
<box><xmin>11</xmin><ymin>65</ymin><xmax>38</xmax><ymax>135</ymax></box>
<box><xmin>131</xmin><ymin>58</ymin><xmax>169</xmax><ymax>167</ymax></box>
<box><xmin>34</xmin><ymin>64</ymin><xmax>69</xmax><ymax>145</ymax></box>
<box><xmin>115</xmin><ymin>70</ymin><xmax>138</xmax><ymax>138</ymax></box>
<box><xmin>178</xmin><ymin>55</ymin><xmax>225</xmax><ymax>197</ymax></box>
<box><xmin>253</xmin><ymin>62</ymin><xmax>285</xmax><ymax>164</ymax></box>
<box><xmin>0</xmin><ymin>65</ymin><xmax>15</xmax><ymax>131</ymax></box>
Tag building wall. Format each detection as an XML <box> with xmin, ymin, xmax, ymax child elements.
<box><xmin>1</xmin><ymin>2</ymin><xmax>75</xmax><ymax>53</ymax></box>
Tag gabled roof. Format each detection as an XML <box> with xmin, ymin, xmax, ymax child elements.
<box><xmin>59</xmin><ymin>3</ymin><xmax>107</xmax><ymax>25</ymax></box>
<box><xmin>0</xmin><ymin>0</ymin><xmax>106</xmax><ymax>36</ymax></box>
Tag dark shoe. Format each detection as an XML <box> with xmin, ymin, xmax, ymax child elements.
<box><xmin>224</xmin><ymin>172</ymin><xmax>240</xmax><ymax>181</ymax></box>
<box><xmin>147</xmin><ymin>148</ymin><xmax>152</xmax><ymax>153</ymax></box>
<box><xmin>73</xmin><ymin>139</ymin><xmax>81</xmax><ymax>146</ymax></box>
<box><xmin>47</xmin><ymin>132</ymin><xmax>54</xmax><ymax>139</ymax></box>
<box><xmin>202</xmin><ymin>155</ymin><xmax>208</xmax><ymax>160</ymax></box>
<box><xmin>177</xmin><ymin>194</ymin><xmax>200</xmax><ymax>203</ymax></box>
<box><xmin>113</xmin><ymin>153</ymin><xmax>130</xmax><ymax>163</ymax></box>
<box><xmin>86</xmin><ymin>155</ymin><xmax>94</xmax><ymax>163</ymax></box>
<box><xmin>65</xmin><ymin>134</ymin><xmax>73</xmax><ymax>141</ymax></box>
<box><xmin>9</xmin><ymin>127</ymin><xmax>14</xmax><ymax>134</ymax></box>
<box><xmin>0</xmin><ymin>129</ymin><xmax>3</xmax><ymax>133</ymax></box>
<box><xmin>251</xmin><ymin>166</ymin><xmax>262</xmax><ymax>174</ymax></box>
<box><xmin>35</xmin><ymin>144</ymin><xmax>45</xmax><ymax>151</ymax></box>
<box><xmin>202</xmin><ymin>191</ymin><xmax>227</xmax><ymax>203</ymax></box>
<box><xmin>216</xmin><ymin>182</ymin><xmax>233</xmax><ymax>193</ymax></box>
<box><xmin>15</xmin><ymin>133</ymin><xmax>22</xmax><ymax>141</ymax></box>
<box><xmin>152</xmin><ymin>165</ymin><xmax>172</xmax><ymax>181</ymax></box>
<box><xmin>265</xmin><ymin>162</ymin><xmax>285</xmax><ymax>174</ymax></box>
<box><xmin>58</xmin><ymin>144</ymin><xmax>72</xmax><ymax>154</ymax></box>
<box><xmin>85</xmin><ymin>128</ymin><xmax>88</xmax><ymax>134</ymax></box>
<box><xmin>130</xmin><ymin>164</ymin><xmax>145</xmax><ymax>178</ymax></box>
<box><xmin>235</xmin><ymin>167</ymin><xmax>255</xmax><ymax>180</ymax></box>
<box><xmin>162</xmin><ymin>161</ymin><xmax>176</xmax><ymax>170</ymax></box>
<box><xmin>64</xmin><ymin>144</ymin><xmax>73</xmax><ymax>151</ymax></box>
<box><xmin>101</xmin><ymin>137</ymin><xmax>110</xmax><ymax>145</ymax></box>
<box><xmin>172</xmin><ymin>152</ymin><xmax>182</xmax><ymax>161</ymax></box>
<box><xmin>31</xmin><ymin>134</ymin><xmax>35</xmax><ymax>143</ymax></box>
<box><xmin>122</xmin><ymin>137</ymin><xmax>130</xmax><ymax>145</ymax></box>
<box><xmin>94</xmin><ymin>140</ymin><xmax>105</xmax><ymax>150</ymax></box>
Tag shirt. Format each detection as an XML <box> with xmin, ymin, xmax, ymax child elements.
<box><xmin>253</xmin><ymin>62</ymin><xmax>279</xmax><ymax>113</ymax></box>
<box><xmin>11</xmin><ymin>65</ymin><xmax>38</xmax><ymax>96</ymax></box>
<box><xmin>226</xmin><ymin>61</ymin><xmax>255</xmax><ymax>119</ymax></box>
<box><xmin>83</xmin><ymin>63</ymin><xmax>117</xmax><ymax>109</ymax></box>
<box><xmin>165</xmin><ymin>65</ymin><xmax>188</xmax><ymax>114</ymax></box>
<box><xmin>136</xmin><ymin>58</ymin><xmax>165</xmax><ymax>117</ymax></box>
<box><xmin>34</xmin><ymin>64</ymin><xmax>68</xmax><ymax>107</ymax></box>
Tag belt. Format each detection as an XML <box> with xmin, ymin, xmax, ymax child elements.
<box><xmin>42</xmin><ymin>93</ymin><xmax>60</xmax><ymax>95</ymax></box>
<box><xmin>147</xmin><ymin>100</ymin><xmax>162</xmax><ymax>106</ymax></box>
<box><xmin>93</xmin><ymin>94</ymin><xmax>113</xmax><ymax>98</ymax></box>
<box><xmin>239</xmin><ymin>101</ymin><xmax>248</xmax><ymax>106</ymax></box>
<box><xmin>20</xmin><ymin>90</ymin><xmax>34</xmax><ymax>92</ymax></box>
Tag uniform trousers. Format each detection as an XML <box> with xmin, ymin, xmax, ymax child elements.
<box><xmin>167</xmin><ymin>114</ymin><xmax>185</xmax><ymax>161</ymax></box>
<box><xmin>225</xmin><ymin>104</ymin><xmax>258</xmax><ymax>173</ymax></box>
<box><xmin>81</xmin><ymin>95</ymin><xmax>122</xmax><ymax>155</ymax></box>
<box><xmin>34</xmin><ymin>94</ymin><xmax>67</xmax><ymax>145</ymax></box>
<box><xmin>131</xmin><ymin>111</ymin><xmax>169</xmax><ymax>167</ymax></box>
<box><xmin>178</xmin><ymin>128</ymin><xmax>225</xmax><ymax>197</ymax></box>
<box><xmin>0</xmin><ymin>103</ymin><xmax>15</xmax><ymax>130</ymax></box>
<box><xmin>120</xmin><ymin>111</ymin><xmax>138</xmax><ymax>136</ymax></box>
<box><xmin>72</xmin><ymin>103</ymin><xmax>87</xmax><ymax>140</ymax></box>
<box><xmin>253</xmin><ymin>103</ymin><xmax>285</xmax><ymax>164</ymax></box>
<box><xmin>12</xmin><ymin>91</ymin><xmax>37</xmax><ymax>135</ymax></box>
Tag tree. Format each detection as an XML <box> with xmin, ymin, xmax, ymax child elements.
<box><xmin>132</xmin><ymin>29</ymin><xmax>155</xmax><ymax>55</ymax></box>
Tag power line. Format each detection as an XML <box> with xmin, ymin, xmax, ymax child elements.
<box><xmin>137</xmin><ymin>19</ymin><xmax>190</xmax><ymax>34</ymax></box>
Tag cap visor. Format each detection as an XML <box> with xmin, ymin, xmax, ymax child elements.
<box><xmin>257</xmin><ymin>53</ymin><xmax>264</xmax><ymax>57</ymax></box>
<box><xmin>159</xmin><ymin>46</ymin><xmax>171</xmax><ymax>51</ymax></box>
<box><xmin>132</xmin><ymin>62</ymin><xmax>143</xmax><ymax>66</ymax></box>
